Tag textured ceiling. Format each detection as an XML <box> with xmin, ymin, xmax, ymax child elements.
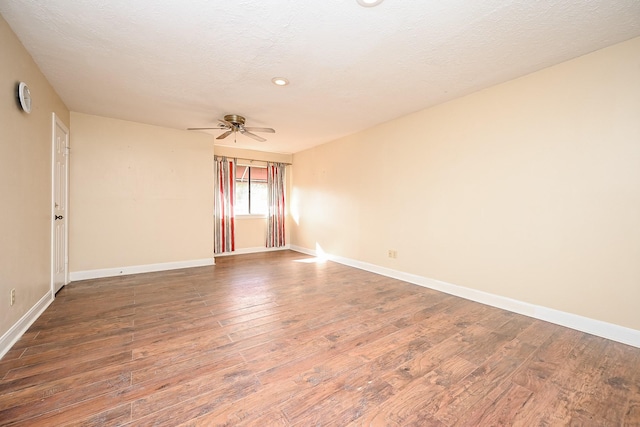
<box><xmin>2</xmin><ymin>1</ymin><xmax>639</xmax><ymax>153</ymax></box>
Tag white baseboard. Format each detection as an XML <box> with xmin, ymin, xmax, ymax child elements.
<box><xmin>69</xmin><ymin>258</ymin><xmax>216</xmax><ymax>281</ymax></box>
<box><xmin>215</xmin><ymin>245</ymin><xmax>291</xmax><ymax>257</ymax></box>
<box><xmin>289</xmin><ymin>245</ymin><xmax>640</xmax><ymax>348</ymax></box>
<box><xmin>0</xmin><ymin>292</ymin><xmax>53</xmax><ymax>359</ymax></box>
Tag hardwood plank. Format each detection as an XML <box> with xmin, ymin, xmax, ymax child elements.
<box><xmin>512</xmin><ymin>332</ymin><xmax>608</xmax><ymax>425</ymax></box>
<box><xmin>353</xmin><ymin>355</ymin><xmax>477</xmax><ymax>425</ymax></box>
<box><xmin>512</xmin><ymin>318</ymin><xmax>558</xmax><ymax>347</ymax></box>
<box><xmin>178</xmin><ymin>379</ymin><xmax>300</xmax><ymax>426</ymax></box>
<box><xmin>130</xmin><ymin>363</ymin><xmax>256</xmax><ymax>420</ymax></box>
<box><xmin>432</xmin><ymin>338</ymin><xmax>537</xmax><ymax>424</ymax></box>
<box><xmin>130</xmin><ymin>374</ymin><xmax>261</xmax><ymax>425</ymax></box>
<box><xmin>65</xmin><ymin>403</ymin><xmax>132</xmax><ymax>427</ymax></box>
<box><xmin>455</xmin><ymin>380</ymin><xmax>533</xmax><ymax>426</ymax></box>
<box><xmin>511</xmin><ymin>326</ymin><xmax>583</xmax><ymax>392</ymax></box>
<box><xmin>0</xmin><ymin>372</ymin><xmax>131</xmax><ymax>425</ymax></box>
<box><xmin>285</xmin><ymin>372</ymin><xmax>394</xmax><ymax>425</ymax></box>
<box><xmin>0</xmin><ymin>350</ymin><xmax>132</xmax><ymax>392</ymax></box>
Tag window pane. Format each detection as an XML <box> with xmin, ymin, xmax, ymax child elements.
<box><xmin>251</xmin><ymin>167</ymin><xmax>268</xmax><ymax>182</ymax></box>
<box><xmin>251</xmin><ymin>181</ymin><xmax>268</xmax><ymax>214</ymax></box>
<box><xmin>235</xmin><ymin>181</ymin><xmax>249</xmax><ymax>215</ymax></box>
<box><xmin>236</xmin><ymin>165</ymin><xmax>249</xmax><ymax>181</ymax></box>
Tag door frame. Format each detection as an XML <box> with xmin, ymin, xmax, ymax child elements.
<box><xmin>51</xmin><ymin>113</ymin><xmax>70</xmax><ymax>297</ymax></box>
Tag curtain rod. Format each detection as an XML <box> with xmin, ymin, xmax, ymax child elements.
<box><xmin>214</xmin><ymin>155</ymin><xmax>292</xmax><ymax>166</ymax></box>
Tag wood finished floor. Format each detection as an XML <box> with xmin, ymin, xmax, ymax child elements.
<box><xmin>1</xmin><ymin>251</ymin><xmax>639</xmax><ymax>426</ymax></box>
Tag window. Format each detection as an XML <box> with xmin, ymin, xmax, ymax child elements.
<box><xmin>235</xmin><ymin>165</ymin><xmax>268</xmax><ymax>215</ymax></box>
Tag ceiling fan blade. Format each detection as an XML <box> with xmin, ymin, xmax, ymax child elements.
<box><xmin>187</xmin><ymin>127</ymin><xmax>225</xmax><ymax>130</ymax></box>
<box><xmin>216</xmin><ymin>130</ymin><xmax>233</xmax><ymax>140</ymax></box>
<box><xmin>241</xmin><ymin>130</ymin><xmax>267</xmax><ymax>142</ymax></box>
<box><xmin>244</xmin><ymin>127</ymin><xmax>275</xmax><ymax>133</ymax></box>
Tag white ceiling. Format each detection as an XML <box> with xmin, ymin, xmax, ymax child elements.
<box><xmin>2</xmin><ymin>1</ymin><xmax>639</xmax><ymax>154</ymax></box>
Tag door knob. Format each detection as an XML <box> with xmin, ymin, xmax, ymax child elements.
<box><xmin>55</xmin><ymin>215</ymin><xmax>64</xmax><ymax>220</ymax></box>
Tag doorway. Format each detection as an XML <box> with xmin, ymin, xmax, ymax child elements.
<box><xmin>51</xmin><ymin>113</ymin><xmax>69</xmax><ymax>295</ymax></box>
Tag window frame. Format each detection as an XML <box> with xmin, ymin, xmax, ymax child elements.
<box><xmin>235</xmin><ymin>164</ymin><xmax>268</xmax><ymax>219</ymax></box>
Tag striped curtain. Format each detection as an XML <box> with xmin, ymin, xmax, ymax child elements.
<box><xmin>214</xmin><ymin>156</ymin><xmax>236</xmax><ymax>254</ymax></box>
<box><xmin>266</xmin><ymin>162</ymin><xmax>286</xmax><ymax>248</ymax></box>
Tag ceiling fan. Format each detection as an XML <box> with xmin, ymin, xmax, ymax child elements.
<box><xmin>188</xmin><ymin>114</ymin><xmax>275</xmax><ymax>142</ymax></box>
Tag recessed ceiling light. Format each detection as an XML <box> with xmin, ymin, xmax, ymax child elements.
<box><xmin>357</xmin><ymin>0</ymin><xmax>383</xmax><ymax>7</ymax></box>
<box><xmin>271</xmin><ymin>77</ymin><xmax>289</xmax><ymax>86</ymax></box>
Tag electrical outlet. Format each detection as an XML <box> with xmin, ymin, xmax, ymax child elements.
<box><xmin>388</xmin><ymin>250</ymin><xmax>397</xmax><ymax>259</ymax></box>
<box><xmin>10</xmin><ymin>288</ymin><xmax>15</xmax><ymax>306</ymax></box>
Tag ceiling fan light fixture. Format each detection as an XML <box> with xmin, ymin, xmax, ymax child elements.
<box><xmin>357</xmin><ymin>0</ymin><xmax>383</xmax><ymax>7</ymax></box>
<box><xmin>271</xmin><ymin>77</ymin><xmax>289</xmax><ymax>86</ymax></box>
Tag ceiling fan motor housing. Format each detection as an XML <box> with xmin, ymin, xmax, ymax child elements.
<box><xmin>224</xmin><ymin>114</ymin><xmax>245</xmax><ymax>126</ymax></box>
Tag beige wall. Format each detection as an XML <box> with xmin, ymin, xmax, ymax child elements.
<box><xmin>291</xmin><ymin>37</ymin><xmax>640</xmax><ymax>330</ymax></box>
<box><xmin>214</xmin><ymin>146</ymin><xmax>292</xmax><ymax>251</ymax></box>
<box><xmin>69</xmin><ymin>113</ymin><xmax>214</xmax><ymax>271</ymax></box>
<box><xmin>0</xmin><ymin>16</ymin><xmax>69</xmax><ymax>338</ymax></box>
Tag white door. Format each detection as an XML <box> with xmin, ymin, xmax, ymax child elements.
<box><xmin>52</xmin><ymin>114</ymin><xmax>69</xmax><ymax>294</ymax></box>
